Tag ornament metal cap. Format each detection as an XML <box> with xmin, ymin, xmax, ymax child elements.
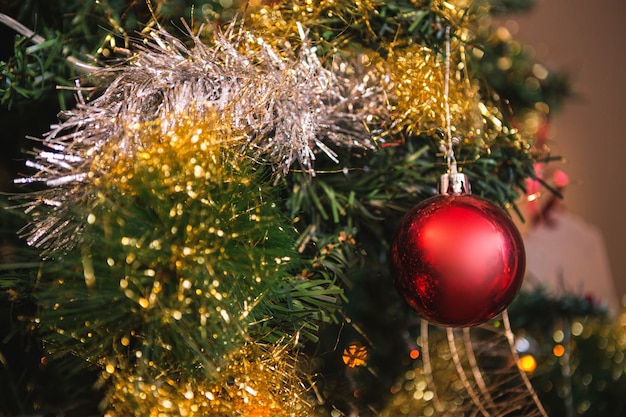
<box><xmin>438</xmin><ymin>171</ymin><xmax>471</xmax><ymax>195</ymax></box>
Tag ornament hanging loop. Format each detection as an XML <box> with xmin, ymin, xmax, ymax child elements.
<box><xmin>439</xmin><ymin>26</ymin><xmax>470</xmax><ymax>196</ymax></box>
<box><xmin>443</xmin><ymin>25</ymin><xmax>457</xmax><ymax>174</ymax></box>
<box><xmin>438</xmin><ymin>171</ymin><xmax>471</xmax><ymax>195</ymax></box>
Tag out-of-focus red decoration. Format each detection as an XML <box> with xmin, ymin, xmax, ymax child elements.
<box><xmin>525</xmin><ymin>162</ymin><xmax>569</xmax><ymax>226</ymax></box>
<box><xmin>390</xmin><ymin>193</ymin><xmax>525</xmax><ymax>327</ymax></box>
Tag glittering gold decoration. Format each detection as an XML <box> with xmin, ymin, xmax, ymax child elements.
<box><xmin>381</xmin><ymin>43</ymin><xmax>482</xmax><ymax>139</ymax></box>
<box><xmin>248</xmin><ymin>0</ymin><xmax>380</xmax><ymax>46</ymax></box>
<box><xmin>430</xmin><ymin>0</ymin><xmax>481</xmax><ymax>30</ymax></box>
<box><xmin>91</xmin><ymin>108</ymin><xmax>240</xmax><ymax>197</ymax></box>
<box><xmin>104</xmin><ymin>344</ymin><xmax>314</xmax><ymax>417</ymax></box>
<box><xmin>246</xmin><ymin>0</ymin><xmax>475</xmax><ymax>47</ymax></box>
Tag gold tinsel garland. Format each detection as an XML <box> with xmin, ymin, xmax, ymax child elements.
<box><xmin>380</xmin><ymin>42</ymin><xmax>482</xmax><ymax>139</ymax></box>
<box><xmin>103</xmin><ymin>344</ymin><xmax>313</xmax><ymax>417</ymax></box>
<box><xmin>246</xmin><ymin>0</ymin><xmax>527</xmax><ymax>153</ymax></box>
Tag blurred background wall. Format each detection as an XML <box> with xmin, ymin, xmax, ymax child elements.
<box><xmin>512</xmin><ymin>0</ymin><xmax>626</xmax><ymax>307</ymax></box>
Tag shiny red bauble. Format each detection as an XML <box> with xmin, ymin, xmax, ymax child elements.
<box><xmin>390</xmin><ymin>194</ymin><xmax>525</xmax><ymax>327</ymax></box>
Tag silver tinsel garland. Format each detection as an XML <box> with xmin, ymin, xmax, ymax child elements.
<box><xmin>15</xmin><ymin>21</ymin><xmax>387</xmax><ymax>253</ymax></box>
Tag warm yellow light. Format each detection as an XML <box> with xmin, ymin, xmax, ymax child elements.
<box><xmin>517</xmin><ymin>354</ymin><xmax>537</xmax><ymax>373</ymax></box>
<box><xmin>553</xmin><ymin>344</ymin><xmax>565</xmax><ymax>357</ymax></box>
<box><xmin>342</xmin><ymin>344</ymin><xmax>368</xmax><ymax>368</ymax></box>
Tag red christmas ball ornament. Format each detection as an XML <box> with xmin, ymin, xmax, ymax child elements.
<box><xmin>390</xmin><ymin>173</ymin><xmax>525</xmax><ymax>327</ymax></box>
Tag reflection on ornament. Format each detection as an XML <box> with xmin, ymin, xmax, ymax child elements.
<box><xmin>342</xmin><ymin>343</ymin><xmax>368</xmax><ymax>368</ymax></box>
<box><xmin>390</xmin><ymin>173</ymin><xmax>525</xmax><ymax>327</ymax></box>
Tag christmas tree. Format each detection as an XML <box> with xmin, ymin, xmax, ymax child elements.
<box><xmin>1</xmin><ymin>1</ymin><xmax>625</xmax><ymax>416</ymax></box>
